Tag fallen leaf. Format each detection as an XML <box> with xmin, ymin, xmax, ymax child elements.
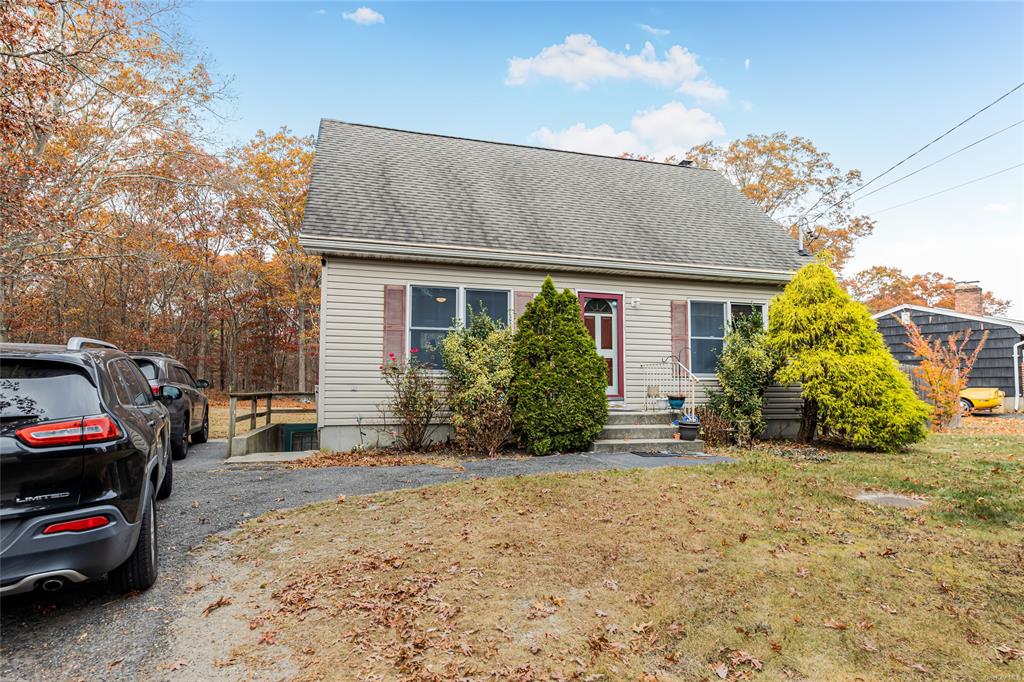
<box><xmin>711</xmin><ymin>662</ymin><xmax>729</xmax><ymax>679</ymax></box>
<box><xmin>824</xmin><ymin>619</ymin><xmax>849</xmax><ymax>630</ymax></box>
<box><xmin>201</xmin><ymin>595</ymin><xmax>231</xmax><ymax>617</ymax></box>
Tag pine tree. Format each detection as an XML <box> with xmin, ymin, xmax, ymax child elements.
<box><xmin>511</xmin><ymin>276</ymin><xmax>608</xmax><ymax>455</ymax></box>
<box><xmin>768</xmin><ymin>257</ymin><xmax>930</xmax><ymax>452</ymax></box>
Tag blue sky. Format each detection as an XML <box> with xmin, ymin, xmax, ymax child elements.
<box><xmin>186</xmin><ymin>1</ymin><xmax>1024</xmax><ymax>314</ymax></box>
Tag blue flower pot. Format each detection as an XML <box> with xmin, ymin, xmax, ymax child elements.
<box><xmin>668</xmin><ymin>396</ymin><xmax>686</xmax><ymax>409</ymax></box>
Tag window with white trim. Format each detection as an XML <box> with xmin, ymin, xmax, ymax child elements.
<box><xmin>409</xmin><ymin>286</ymin><xmax>511</xmax><ymax>368</ymax></box>
<box><xmin>690</xmin><ymin>301</ymin><xmax>767</xmax><ymax>375</ymax></box>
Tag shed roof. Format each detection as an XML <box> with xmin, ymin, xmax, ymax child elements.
<box><xmin>299</xmin><ymin>120</ymin><xmax>808</xmax><ymax>282</ymax></box>
<box><xmin>872</xmin><ymin>304</ymin><xmax>1024</xmax><ymax>335</ymax></box>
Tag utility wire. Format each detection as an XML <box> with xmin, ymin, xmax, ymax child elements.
<box><xmin>856</xmin><ymin>118</ymin><xmax>1024</xmax><ymax>202</ymax></box>
<box><xmin>796</xmin><ymin>80</ymin><xmax>1024</xmax><ymax>226</ymax></box>
<box><xmin>866</xmin><ymin>162</ymin><xmax>1023</xmax><ymax>216</ymax></box>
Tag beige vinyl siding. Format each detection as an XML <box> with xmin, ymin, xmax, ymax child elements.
<box><xmin>319</xmin><ymin>256</ymin><xmax>785</xmax><ymax>427</ymax></box>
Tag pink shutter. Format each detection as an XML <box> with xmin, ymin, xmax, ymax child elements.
<box><xmin>383</xmin><ymin>285</ymin><xmax>406</xmax><ymax>362</ymax></box>
<box><xmin>671</xmin><ymin>300</ymin><xmax>690</xmax><ymax>369</ymax></box>
<box><xmin>514</xmin><ymin>290</ymin><xmax>534</xmax><ymax>320</ymax></box>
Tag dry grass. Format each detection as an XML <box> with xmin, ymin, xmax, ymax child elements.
<box><xmin>212</xmin><ymin>432</ymin><xmax>1022</xmax><ymax>680</ymax></box>
<box><xmin>207</xmin><ymin>404</ymin><xmax>316</xmax><ymax>440</ymax></box>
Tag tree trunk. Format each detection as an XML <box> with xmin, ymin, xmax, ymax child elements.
<box><xmin>297</xmin><ymin>298</ymin><xmax>306</xmax><ymax>393</ymax></box>
<box><xmin>798</xmin><ymin>398</ymin><xmax>818</xmax><ymax>443</ymax></box>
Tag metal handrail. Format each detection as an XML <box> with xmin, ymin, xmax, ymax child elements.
<box><xmin>639</xmin><ymin>355</ymin><xmax>703</xmax><ymax>417</ymax></box>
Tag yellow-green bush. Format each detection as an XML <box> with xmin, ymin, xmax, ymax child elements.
<box><xmin>768</xmin><ymin>258</ymin><xmax>930</xmax><ymax>452</ymax></box>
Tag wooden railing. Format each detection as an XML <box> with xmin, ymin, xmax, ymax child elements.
<box><xmin>226</xmin><ymin>391</ymin><xmax>316</xmax><ymax>457</ymax></box>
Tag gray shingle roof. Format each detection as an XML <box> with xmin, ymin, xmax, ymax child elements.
<box><xmin>301</xmin><ymin>120</ymin><xmax>807</xmax><ymax>274</ymax></box>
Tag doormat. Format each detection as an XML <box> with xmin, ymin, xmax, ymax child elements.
<box><xmin>632</xmin><ymin>451</ymin><xmax>687</xmax><ymax>458</ymax></box>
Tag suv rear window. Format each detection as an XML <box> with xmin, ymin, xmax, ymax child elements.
<box><xmin>0</xmin><ymin>361</ymin><xmax>103</xmax><ymax>423</ymax></box>
<box><xmin>134</xmin><ymin>359</ymin><xmax>159</xmax><ymax>381</ymax></box>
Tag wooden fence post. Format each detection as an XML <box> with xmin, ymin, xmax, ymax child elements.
<box><xmin>250</xmin><ymin>397</ymin><xmax>257</xmax><ymax>431</ymax></box>
<box><xmin>227</xmin><ymin>395</ymin><xmax>237</xmax><ymax>458</ymax></box>
<box><xmin>266</xmin><ymin>394</ymin><xmax>273</xmax><ymax>426</ymax></box>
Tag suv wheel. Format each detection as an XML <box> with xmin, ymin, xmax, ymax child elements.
<box><xmin>109</xmin><ymin>484</ymin><xmax>158</xmax><ymax>593</ymax></box>
<box><xmin>156</xmin><ymin>454</ymin><xmax>173</xmax><ymax>500</ymax></box>
<box><xmin>191</xmin><ymin>410</ymin><xmax>209</xmax><ymax>444</ymax></box>
<box><xmin>170</xmin><ymin>414</ymin><xmax>189</xmax><ymax>460</ymax></box>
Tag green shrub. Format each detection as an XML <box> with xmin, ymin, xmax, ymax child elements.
<box><xmin>511</xmin><ymin>276</ymin><xmax>608</xmax><ymax>455</ymax></box>
<box><xmin>709</xmin><ymin>310</ymin><xmax>777</xmax><ymax>446</ymax></box>
<box><xmin>767</xmin><ymin>257</ymin><xmax>929</xmax><ymax>452</ymax></box>
<box><xmin>441</xmin><ymin>309</ymin><xmax>515</xmax><ymax>456</ymax></box>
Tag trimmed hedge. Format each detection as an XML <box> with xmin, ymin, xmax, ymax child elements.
<box><xmin>511</xmin><ymin>276</ymin><xmax>608</xmax><ymax>455</ymax></box>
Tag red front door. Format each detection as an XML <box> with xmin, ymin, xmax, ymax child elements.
<box><xmin>579</xmin><ymin>292</ymin><xmax>624</xmax><ymax>399</ymax></box>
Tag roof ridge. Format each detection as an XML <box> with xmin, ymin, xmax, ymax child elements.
<box><xmin>318</xmin><ymin>118</ymin><xmax>715</xmax><ymax>171</ymax></box>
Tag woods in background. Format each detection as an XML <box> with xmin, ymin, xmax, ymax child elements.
<box><xmin>1</xmin><ymin>1</ymin><xmax>319</xmax><ymax>391</ymax></box>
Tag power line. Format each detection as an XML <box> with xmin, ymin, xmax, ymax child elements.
<box><xmin>866</xmin><ymin>162</ymin><xmax>1023</xmax><ymax>216</ymax></box>
<box><xmin>856</xmin><ymin>118</ymin><xmax>1024</xmax><ymax>201</ymax></box>
<box><xmin>796</xmin><ymin>80</ymin><xmax>1024</xmax><ymax>226</ymax></box>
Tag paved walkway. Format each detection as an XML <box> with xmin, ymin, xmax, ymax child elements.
<box><xmin>0</xmin><ymin>441</ymin><xmax>731</xmax><ymax>681</ymax></box>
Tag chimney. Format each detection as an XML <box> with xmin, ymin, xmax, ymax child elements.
<box><xmin>954</xmin><ymin>281</ymin><xmax>983</xmax><ymax>315</ymax></box>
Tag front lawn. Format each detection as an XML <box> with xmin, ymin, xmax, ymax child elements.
<box><xmin>205</xmin><ymin>428</ymin><xmax>1023</xmax><ymax>680</ymax></box>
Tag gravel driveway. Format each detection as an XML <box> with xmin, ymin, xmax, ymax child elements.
<box><xmin>0</xmin><ymin>441</ymin><xmax>730</xmax><ymax>681</ymax></box>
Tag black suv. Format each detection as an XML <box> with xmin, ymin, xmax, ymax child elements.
<box><xmin>1</xmin><ymin>338</ymin><xmax>176</xmax><ymax>596</ymax></box>
<box><xmin>129</xmin><ymin>353</ymin><xmax>209</xmax><ymax>460</ymax></box>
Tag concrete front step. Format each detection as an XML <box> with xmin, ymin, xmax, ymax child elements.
<box><xmin>605</xmin><ymin>409</ymin><xmax>681</xmax><ymax>426</ymax></box>
<box><xmin>591</xmin><ymin>438</ymin><xmax>704</xmax><ymax>454</ymax></box>
<box><xmin>600</xmin><ymin>423</ymin><xmax>678</xmax><ymax>440</ymax></box>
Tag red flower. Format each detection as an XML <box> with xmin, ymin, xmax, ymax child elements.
<box><xmin>411</xmin><ymin>346</ymin><xmax>420</xmax><ymax>354</ymax></box>
<box><xmin>389</xmin><ymin>352</ymin><xmax>395</xmax><ymax>359</ymax></box>
<box><xmin>378</xmin><ymin>364</ymin><xmax>383</xmax><ymax>370</ymax></box>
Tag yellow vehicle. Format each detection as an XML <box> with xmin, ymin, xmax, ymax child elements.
<box><xmin>960</xmin><ymin>387</ymin><xmax>1005</xmax><ymax>413</ymax></box>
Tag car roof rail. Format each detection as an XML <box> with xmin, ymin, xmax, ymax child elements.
<box><xmin>128</xmin><ymin>350</ymin><xmax>168</xmax><ymax>357</ymax></box>
<box><xmin>67</xmin><ymin>337</ymin><xmax>118</xmax><ymax>351</ymax></box>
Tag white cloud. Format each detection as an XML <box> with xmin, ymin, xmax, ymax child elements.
<box><xmin>638</xmin><ymin>24</ymin><xmax>670</xmax><ymax>37</ymax></box>
<box><xmin>529</xmin><ymin>101</ymin><xmax>725</xmax><ymax>160</ymax></box>
<box><xmin>744</xmin><ymin>58</ymin><xmax>751</xmax><ymax>69</ymax></box>
<box><xmin>314</xmin><ymin>9</ymin><xmax>327</xmax><ymax>15</ymax></box>
<box><xmin>676</xmin><ymin>78</ymin><xmax>728</xmax><ymax>104</ymax></box>
<box><xmin>982</xmin><ymin>202</ymin><xmax>1013</xmax><ymax>213</ymax></box>
<box><xmin>505</xmin><ymin>34</ymin><xmax>726</xmax><ymax>102</ymax></box>
<box><xmin>342</xmin><ymin>7</ymin><xmax>384</xmax><ymax>25</ymax></box>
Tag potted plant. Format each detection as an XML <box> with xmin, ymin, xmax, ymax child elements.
<box><xmin>667</xmin><ymin>394</ymin><xmax>686</xmax><ymax>410</ymax></box>
<box><xmin>673</xmin><ymin>414</ymin><xmax>700</xmax><ymax>441</ymax></box>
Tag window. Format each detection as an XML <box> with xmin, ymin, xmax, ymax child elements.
<box><xmin>0</xmin><ymin>361</ymin><xmax>103</xmax><ymax>421</ymax></box>
<box><xmin>409</xmin><ymin>285</ymin><xmax>511</xmax><ymax>368</ymax></box>
<box><xmin>465</xmin><ymin>288</ymin><xmax>509</xmax><ymax>326</ymax></box>
<box><xmin>689</xmin><ymin>301</ymin><xmax>767</xmax><ymax>375</ymax></box>
<box><xmin>134</xmin><ymin>359</ymin><xmax>158</xmax><ymax>381</ymax></box>
<box><xmin>690</xmin><ymin>302</ymin><xmax>726</xmax><ymax>375</ymax></box>
<box><xmin>112</xmin><ymin>360</ymin><xmax>152</xmax><ymax>407</ymax></box>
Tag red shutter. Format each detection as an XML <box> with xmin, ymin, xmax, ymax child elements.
<box><xmin>514</xmin><ymin>290</ymin><xmax>534</xmax><ymax>320</ymax></box>
<box><xmin>671</xmin><ymin>300</ymin><xmax>690</xmax><ymax>369</ymax></box>
<box><xmin>383</xmin><ymin>285</ymin><xmax>406</xmax><ymax>362</ymax></box>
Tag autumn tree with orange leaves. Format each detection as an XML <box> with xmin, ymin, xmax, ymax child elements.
<box><xmin>846</xmin><ymin>266</ymin><xmax>1010</xmax><ymax>316</ymax></box>
<box><xmin>901</xmin><ymin>319</ymin><xmax>988</xmax><ymax>430</ymax></box>
<box><xmin>1</xmin><ymin>1</ymin><xmax>318</xmax><ymax>392</ymax></box>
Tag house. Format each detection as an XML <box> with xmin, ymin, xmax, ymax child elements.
<box><xmin>872</xmin><ymin>283</ymin><xmax>1024</xmax><ymax>412</ymax></box>
<box><xmin>299</xmin><ymin>120</ymin><xmax>809</xmax><ymax>450</ymax></box>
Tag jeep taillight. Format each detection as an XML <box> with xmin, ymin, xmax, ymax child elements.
<box><xmin>15</xmin><ymin>415</ymin><xmax>121</xmax><ymax>447</ymax></box>
<box><xmin>42</xmin><ymin>515</ymin><xmax>110</xmax><ymax>534</ymax></box>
